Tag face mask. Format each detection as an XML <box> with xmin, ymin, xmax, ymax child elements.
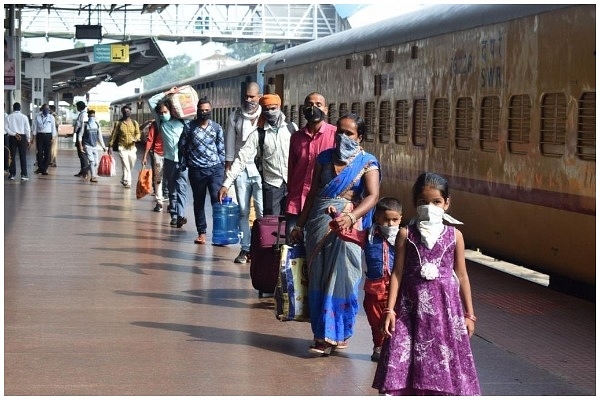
<box><xmin>264</xmin><ymin>109</ymin><xmax>280</xmax><ymax>124</ymax></box>
<box><xmin>379</xmin><ymin>225</ymin><xmax>399</xmax><ymax>245</ymax></box>
<box><xmin>243</xmin><ymin>100</ymin><xmax>258</xmax><ymax>112</ymax></box>
<box><xmin>123</xmin><ymin>111</ymin><xmax>131</xmax><ymax>118</ymax></box>
<box><xmin>42</xmin><ymin>109</ymin><xmax>49</xmax><ymax>116</ymax></box>
<box><xmin>160</xmin><ymin>113</ymin><xmax>171</xmax><ymax>122</ymax></box>
<box><xmin>416</xmin><ymin>204</ymin><xmax>445</xmax><ymax>223</ymax></box>
<box><xmin>198</xmin><ymin>111</ymin><xmax>211</xmax><ymax>121</ymax></box>
<box><xmin>88</xmin><ymin>117</ymin><xmax>95</xmax><ymax>124</ymax></box>
<box><xmin>334</xmin><ymin>133</ymin><xmax>360</xmax><ymax>161</ymax></box>
<box><xmin>303</xmin><ymin>106</ymin><xmax>325</xmax><ymax>123</ymax></box>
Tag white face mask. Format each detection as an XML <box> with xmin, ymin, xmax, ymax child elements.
<box><xmin>379</xmin><ymin>224</ymin><xmax>399</xmax><ymax>246</ymax></box>
<box><xmin>416</xmin><ymin>204</ymin><xmax>444</xmax><ymax>223</ymax></box>
<box><xmin>416</xmin><ymin>205</ymin><xmax>445</xmax><ymax>249</ymax></box>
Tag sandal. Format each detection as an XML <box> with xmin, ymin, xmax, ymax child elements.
<box><xmin>194</xmin><ymin>234</ymin><xmax>206</xmax><ymax>244</ymax></box>
<box><xmin>308</xmin><ymin>341</ymin><xmax>333</xmax><ymax>356</ymax></box>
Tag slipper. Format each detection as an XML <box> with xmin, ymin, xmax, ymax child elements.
<box><xmin>194</xmin><ymin>234</ymin><xmax>206</xmax><ymax>244</ymax></box>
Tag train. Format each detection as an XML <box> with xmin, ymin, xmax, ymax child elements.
<box><xmin>110</xmin><ymin>4</ymin><xmax>596</xmax><ymax>301</ymax></box>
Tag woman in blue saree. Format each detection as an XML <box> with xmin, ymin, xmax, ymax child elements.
<box><xmin>290</xmin><ymin>113</ymin><xmax>380</xmax><ymax>355</ymax></box>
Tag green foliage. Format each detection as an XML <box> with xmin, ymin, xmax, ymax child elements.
<box><xmin>227</xmin><ymin>42</ymin><xmax>274</xmax><ymax>61</ymax></box>
<box><xmin>142</xmin><ymin>55</ymin><xmax>196</xmax><ymax>91</ymax></box>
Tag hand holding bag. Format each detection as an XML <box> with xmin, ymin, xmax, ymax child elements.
<box><xmin>136</xmin><ymin>167</ymin><xmax>153</xmax><ymax>199</ymax></box>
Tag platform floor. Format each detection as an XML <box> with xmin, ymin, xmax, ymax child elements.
<box><xmin>3</xmin><ymin>148</ymin><xmax>596</xmax><ymax>396</ymax></box>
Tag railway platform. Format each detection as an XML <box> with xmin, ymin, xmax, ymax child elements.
<box><xmin>4</xmin><ymin>147</ymin><xmax>595</xmax><ymax>396</ymax></box>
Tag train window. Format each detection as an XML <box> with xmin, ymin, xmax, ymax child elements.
<box><xmin>455</xmin><ymin>97</ymin><xmax>473</xmax><ymax>150</ymax></box>
<box><xmin>540</xmin><ymin>93</ymin><xmax>567</xmax><ymax>157</ymax></box>
<box><xmin>507</xmin><ymin>94</ymin><xmax>531</xmax><ymax>154</ymax></box>
<box><xmin>346</xmin><ymin>59</ymin><xmax>352</xmax><ymax>70</ymax></box>
<box><xmin>577</xmin><ymin>92</ymin><xmax>596</xmax><ymax>161</ymax></box>
<box><xmin>290</xmin><ymin>105</ymin><xmax>297</xmax><ymax>127</ymax></box>
<box><xmin>480</xmin><ymin>96</ymin><xmax>501</xmax><ymax>152</ymax></box>
<box><xmin>363</xmin><ymin>54</ymin><xmax>372</xmax><ymax>67</ymax></box>
<box><xmin>394</xmin><ymin>100</ymin><xmax>409</xmax><ymax>144</ymax></box>
<box><xmin>378</xmin><ymin>101</ymin><xmax>391</xmax><ymax>143</ymax></box>
<box><xmin>351</xmin><ymin>102</ymin><xmax>361</xmax><ymax>116</ymax></box>
<box><xmin>432</xmin><ymin>98</ymin><xmax>450</xmax><ymax>148</ymax></box>
<box><xmin>339</xmin><ymin>103</ymin><xmax>348</xmax><ymax>117</ymax></box>
<box><xmin>283</xmin><ymin>105</ymin><xmax>289</xmax><ymax>121</ymax></box>
<box><xmin>411</xmin><ymin>45</ymin><xmax>418</xmax><ymax>60</ymax></box>
<box><xmin>385</xmin><ymin>50</ymin><xmax>394</xmax><ymax>63</ymax></box>
<box><xmin>364</xmin><ymin>101</ymin><xmax>376</xmax><ymax>142</ymax></box>
<box><xmin>374</xmin><ymin>75</ymin><xmax>382</xmax><ymax>97</ymax></box>
<box><xmin>328</xmin><ymin>103</ymin><xmax>337</xmax><ymax>124</ymax></box>
<box><xmin>413</xmin><ymin>99</ymin><xmax>427</xmax><ymax>147</ymax></box>
<box><xmin>299</xmin><ymin>105</ymin><xmax>306</xmax><ymax>127</ymax></box>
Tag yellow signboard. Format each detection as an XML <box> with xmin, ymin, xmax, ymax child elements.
<box><xmin>88</xmin><ymin>104</ymin><xmax>110</xmax><ymax>113</ymax></box>
<box><xmin>111</xmin><ymin>44</ymin><xmax>129</xmax><ymax>63</ymax></box>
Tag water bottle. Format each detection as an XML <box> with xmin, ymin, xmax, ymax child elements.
<box><xmin>212</xmin><ymin>196</ymin><xmax>240</xmax><ymax>245</ymax></box>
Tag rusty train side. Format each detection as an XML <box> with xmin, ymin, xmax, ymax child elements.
<box><xmin>110</xmin><ymin>4</ymin><xmax>595</xmax><ymax>299</ymax></box>
<box><xmin>262</xmin><ymin>4</ymin><xmax>596</xmax><ymax>299</ymax></box>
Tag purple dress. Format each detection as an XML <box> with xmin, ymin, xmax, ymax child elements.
<box><xmin>372</xmin><ymin>224</ymin><xmax>480</xmax><ymax>396</ymax></box>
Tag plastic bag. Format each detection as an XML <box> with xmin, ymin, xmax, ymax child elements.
<box><xmin>136</xmin><ymin>168</ymin><xmax>153</xmax><ymax>199</ymax></box>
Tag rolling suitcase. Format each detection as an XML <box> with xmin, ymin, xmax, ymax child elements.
<box><xmin>249</xmin><ymin>216</ymin><xmax>286</xmax><ymax>298</ymax></box>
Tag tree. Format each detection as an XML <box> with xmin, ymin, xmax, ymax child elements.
<box><xmin>227</xmin><ymin>42</ymin><xmax>274</xmax><ymax>61</ymax></box>
<box><xmin>142</xmin><ymin>55</ymin><xmax>196</xmax><ymax>91</ymax></box>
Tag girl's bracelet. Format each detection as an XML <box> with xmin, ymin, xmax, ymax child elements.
<box><xmin>383</xmin><ymin>308</ymin><xmax>396</xmax><ymax>316</ymax></box>
<box><xmin>464</xmin><ymin>313</ymin><xmax>477</xmax><ymax>322</ymax></box>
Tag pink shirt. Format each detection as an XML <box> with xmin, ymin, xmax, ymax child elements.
<box><xmin>285</xmin><ymin>122</ymin><xmax>337</xmax><ymax>215</ymax></box>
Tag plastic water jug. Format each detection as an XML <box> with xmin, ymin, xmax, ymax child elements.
<box><xmin>212</xmin><ymin>196</ymin><xmax>240</xmax><ymax>245</ymax></box>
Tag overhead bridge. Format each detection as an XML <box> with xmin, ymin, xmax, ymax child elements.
<box><xmin>5</xmin><ymin>3</ymin><xmax>351</xmax><ymax>113</ymax></box>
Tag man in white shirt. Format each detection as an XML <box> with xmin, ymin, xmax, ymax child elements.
<box><xmin>4</xmin><ymin>102</ymin><xmax>32</xmax><ymax>180</ymax></box>
<box><xmin>32</xmin><ymin>103</ymin><xmax>57</xmax><ymax>175</ymax></box>
<box><xmin>219</xmin><ymin>93</ymin><xmax>297</xmax><ymax>216</ymax></box>
<box><xmin>73</xmin><ymin>101</ymin><xmax>90</xmax><ymax>178</ymax></box>
<box><xmin>224</xmin><ymin>82</ymin><xmax>264</xmax><ymax>264</ymax></box>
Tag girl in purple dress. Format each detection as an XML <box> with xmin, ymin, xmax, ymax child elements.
<box><xmin>373</xmin><ymin>172</ymin><xmax>480</xmax><ymax>395</ymax></box>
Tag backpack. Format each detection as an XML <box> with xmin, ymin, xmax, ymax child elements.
<box><xmin>255</xmin><ymin>122</ymin><xmax>296</xmax><ymax>177</ymax></box>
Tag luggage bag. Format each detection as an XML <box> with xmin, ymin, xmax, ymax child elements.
<box><xmin>274</xmin><ymin>244</ymin><xmax>309</xmax><ymax>321</ymax></box>
<box><xmin>249</xmin><ymin>216</ymin><xmax>286</xmax><ymax>298</ymax></box>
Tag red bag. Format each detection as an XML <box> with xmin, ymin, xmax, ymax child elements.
<box><xmin>98</xmin><ymin>154</ymin><xmax>115</xmax><ymax>177</ymax></box>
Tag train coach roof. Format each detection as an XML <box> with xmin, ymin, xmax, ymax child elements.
<box><xmin>263</xmin><ymin>3</ymin><xmax>574</xmax><ymax>71</ymax></box>
<box><xmin>110</xmin><ymin>52</ymin><xmax>272</xmax><ymax>106</ymax></box>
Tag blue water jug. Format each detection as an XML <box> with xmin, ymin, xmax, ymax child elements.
<box><xmin>212</xmin><ymin>196</ymin><xmax>240</xmax><ymax>245</ymax></box>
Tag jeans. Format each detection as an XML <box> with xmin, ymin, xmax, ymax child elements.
<box><xmin>188</xmin><ymin>163</ymin><xmax>224</xmax><ymax>234</ymax></box>
<box><xmin>84</xmin><ymin>146</ymin><xmax>100</xmax><ymax>178</ymax></box>
<box><xmin>262</xmin><ymin>181</ymin><xmax>287</xmax><ymax>216</ymax></box>
<box><xmin>234</xmin><ymin>169</ymin><xmax>263</xmax><ymax>252</ymax></box>
<box><xmin>164</xmin><ymin>158</ymin><xmax>188</xmax><ymax>218</ymax></box>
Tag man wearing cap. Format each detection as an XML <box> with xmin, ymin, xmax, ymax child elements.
<box><xmin>224</xmin><ymin>82</ymin><xmax>264</xmax><ymax>264</ymax></box>
<box><xmin>73</xmin><ymin>101</ymin><xmax>90</xmax><ymax>178</ymax></box>
<box><xmin>219</xmin><ymin>93</ymin><xmax>297</xmax><ymax>217</ymax></box>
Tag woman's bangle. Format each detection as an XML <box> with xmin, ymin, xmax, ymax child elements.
<box><xmin>383</xmin><ymin>308</ymin><xmax>396</xmax><ymax>316</ymax></box>
<box><xmin>342</xmin><ymin>211</ymin><xmax>357</xmax><ymax>225</ymax></box>
<box><xmin>464</xmin><ymin>313</ymin><xmax>477</xmax><ymax>322</ymax></box>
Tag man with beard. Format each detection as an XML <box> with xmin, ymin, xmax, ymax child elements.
<box><xmin>224</xmin><ymin>82</ymin><xmax>264</xmax><ymax>264</ymax></box>
<box><xmin>285</xmin><ymin>92</ymin><xmax>337</xmax><ymax>239</ymax></box>
<box><xmin>218</xmin><ymin>93</ymin><xmax>297</xmax><ymax>216</ymax></box>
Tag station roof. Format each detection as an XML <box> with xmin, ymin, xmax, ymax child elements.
<box><xmin>21</xmin><ymin>37</ymin><xmax>168</xmax><ymax>99</ymax></box>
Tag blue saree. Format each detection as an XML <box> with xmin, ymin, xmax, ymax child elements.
<box><xmin>305</xmin><ymin>149</ymin><xmax>380</xmax><ymax>345</ymax></box>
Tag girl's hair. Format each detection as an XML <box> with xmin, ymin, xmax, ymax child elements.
<box><xmin>412</xmin><ymin>172</ymin><xmax>449</xmax><ymax>206</ymax></box>
<box><xmin>337</xmin><ymin>112</ymin><xmax>366</xmax><ymax>138</ymax></box>
<box><xmin>375</xmin><ymin>196</ymin><xmax>403</xmax><ymax>215</ymax></box>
